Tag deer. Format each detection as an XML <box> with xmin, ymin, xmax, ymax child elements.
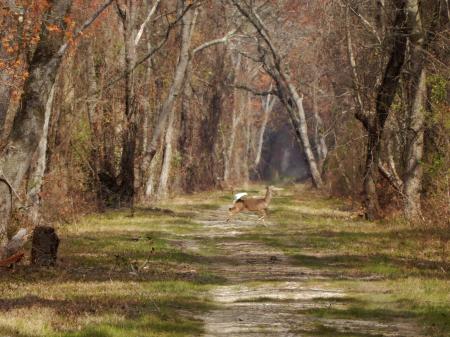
<box><xmin>226</xmin><ymin>186</ymin><xmax>275</xmax><ymax>223</ymax></box>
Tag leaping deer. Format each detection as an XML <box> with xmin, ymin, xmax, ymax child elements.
<box><xmin>226</xmin><ymin>186</ymin><xmax>275</xmax><ymax>223</ymax></box>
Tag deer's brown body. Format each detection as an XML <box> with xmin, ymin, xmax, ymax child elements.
<box><xmin>227</xmin><ymin>186</ymin><xmax>273</xmax><ymax>222</ymax></box>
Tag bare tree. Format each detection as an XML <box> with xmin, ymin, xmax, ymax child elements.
<box><xmin>156</xmin><ymin>2</ymin><xmax>198</xmax><ymax>199</ymax></box>
<box><xmin>230</xmin><ymin>0</ymin><xmax>324</xmax><ymax>188</ymax></box>
<box><xmin>345</xmin><ymin>0</ymin><xmax>410</xmax><ymax>219</ymax></box>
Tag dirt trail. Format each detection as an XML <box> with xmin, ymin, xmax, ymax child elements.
<box><xmin>186</xmin><ymin>207</ymin><xmax>423</xmax><ymax>337</ymax></box>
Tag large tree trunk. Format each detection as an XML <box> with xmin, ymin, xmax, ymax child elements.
<box><xmin>402</xmin><ymin>0</ymin><xmax>427</xmax><ymax>220</ymax></box>
<box><xmin>116</xmin><ymin>0</ymin><xmax>138</xmax><ymax>204</ymax></box>
<box><xmin>404</xmin><ymin>68</ymin><xmax>426</xmax><ymax>219</ymax></box>
<box><xmin>0</xmin><ymin>5</ymin><xmax>18</xmax><ymax>137</ymax></box>
<box><xmin>362</xmin><ymin>0</ymin><xmax>409</xmax><ymax>220</ymax></box>
<box><xmin>0</xmin><ymin>0</ymin><xmax>73</xmax><ymax>246</ymax></box>
<box><xmin>26</xmin><ymin>84</ymin><xmax>56</xmax><ymax>224</ymax></box>
<box><xmin>0</xmin><ymin>71</ymin><xmax>11</xmax><ymax>137</ymax></box>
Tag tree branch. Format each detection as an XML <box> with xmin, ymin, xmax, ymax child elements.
<box><xmin>343</xmin><ymin>0</ymin><xmax>382</xmax><ymax>44</ymax></box>
<box><xmin>345</xmin><ymin>5</ymin><xmax>371</xmax><ymax>131</ymax></box>
<box><xmin>193</xmin><ymin>29</ymin><xmax>237</xmax><ymax>54</ymax></box>
<box><xmin>234</xmin><ymin>84</ymin><xmax>278</xmax><ymax>97</ymax></box>
<box><xmin>57</xmin><ymin>0</ymin><xmax>114</xmax><ymax>58</ymax></box>
<box><xmin>134</xmin><ymin>0</ymin><xmax>162</xmax><ymax>46</ymax></box>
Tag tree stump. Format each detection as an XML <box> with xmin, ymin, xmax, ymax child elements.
<box><xmin>31</xmin><ymin>226</ymin><xmax>59</xmax><ymax>266</ymax></box>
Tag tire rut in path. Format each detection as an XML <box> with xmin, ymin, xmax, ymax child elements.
<box><xmin>189</xmin><ymin>207</ymin><xmax>422</xmax><ymax>337</ymax></box>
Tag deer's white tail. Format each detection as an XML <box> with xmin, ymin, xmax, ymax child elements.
<box><xmin>233</xmin><ymin>192</ymin><xmax>248</xmax><ymax>203</ymax></box>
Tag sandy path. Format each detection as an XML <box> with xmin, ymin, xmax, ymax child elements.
<box><xmin>186</xmin><ymin>207</ymin><xmax>423</xmax><ymax>337</ymax></box>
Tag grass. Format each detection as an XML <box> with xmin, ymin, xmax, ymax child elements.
<box><xmin>0</xmin><ymin>183</ymin><xmax>448</xmax><ymax>336</ymax></box>
<box><xmin>0</xmin><ymin>208</ymin><xmax>219</xmax><ymax>337</ymax></box>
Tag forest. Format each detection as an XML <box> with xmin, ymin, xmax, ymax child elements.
<box><xmin>0</xmin><ymin>0</ymin><xmax>449</xmax><ymax>336</ymax></box>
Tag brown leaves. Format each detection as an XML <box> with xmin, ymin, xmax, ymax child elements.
<box><xmin>46</xmin><ymin>24</ymin><xmax>61</xmax><ymax>32</ymax></box>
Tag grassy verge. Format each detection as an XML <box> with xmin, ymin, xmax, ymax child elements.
<box><xmin>0</xmin><ymin>208</ymin><xmax>220</xmax><ymax>337</ymax></box>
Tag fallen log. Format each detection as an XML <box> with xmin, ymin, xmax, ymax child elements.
<box><xmin>4</xmin><ymin>228</ymin><xmax>28</xmax><ymax>257</ymax></box>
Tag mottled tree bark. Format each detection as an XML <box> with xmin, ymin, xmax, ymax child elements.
<box><xmin>0</xmin><ymin>0</ymin><xmax>73</xmax><ymax>246</ymax></box>
<box><xmin>402</xmin><ymin>0</ymin><xmax>430</xmax><ymax>220</ymax></box>
<box><xmin>26</xmin><ymin>84</ymin><xmax>56</xmax><ymax>224</ymax></box>
<box><xmin>0</xmin><ymin>71</ymin><xmax>11</xmax><ymax>137</ymax></box>
<box><xmin>0</xmin><ymin>5</ymin><xmax>18</xmax><ymax>137</ymax></box>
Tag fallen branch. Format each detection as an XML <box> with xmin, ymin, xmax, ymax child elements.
<box><xmin>378</xmin><ymin>160</ymin><xmax>404</xmax><ymax>195</ymax></box>
<box><xmin>0</xmin><ymin>252</ymin><xmax>24</xmax><ymax>268</ymax></box>
<box><xmin>2</xmin><ymin>228</ymin><xmax>28</xmax><ymax>258</ymax></box>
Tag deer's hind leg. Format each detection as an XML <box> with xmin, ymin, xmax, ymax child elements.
<box><xmin>227</xmin><ymin>202</ymin><xmax>244</xmax><ymax>222</ymax></box>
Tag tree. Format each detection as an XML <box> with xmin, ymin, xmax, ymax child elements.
<box><xmin>0</xmin><ymin>0</ymin><xmax>112</xmax><ymax>253</ymax></box>
<box><xmin>345</xmin><ymin>0</ymin><xmax>410</xmax><ymax>220</ymax></box>
<box><xmin>230</xmin><ymin>0</ymin><xmax>324</xmax><ymax>188</ymax></box>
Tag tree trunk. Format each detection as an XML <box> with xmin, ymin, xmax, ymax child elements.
<box><xmin>85</xmin><ymin>44</ymin><xmax>104</xmax><ymax>205</ymax></box>
<box><xmin>31</xmin><ymin>226</ymin><xmax>59</xmax><ymax>266</ymax></box>
<box><xmin>0</xmin><ymin>8</ymin><xmax>18</xmax><ymax>137</ymax></box>
<box><xmin>154</xmin><ymin>3</ymin><xmax>197</xmax><ymax>199</ymax></box>
<box><xmin>0</xmin><ymin>0</ymin><xmax>72</xmax><ymax>246</ymax></box>
<box><xmin>0</xmin><ymin>71</ymin><xmax>11</xmax><ymax>137</ymax></box>
<box><xmin>364</xmin><ymin>132</ymin><xmax>382</xmax><ymax>220</ymax></box>
<box><xmin>254</xmin><ymin>91</ymin><xmax>275</xmax><ymax>169</ymax></box>
<box><xmin>26</xmin><ymin>84</ymin><xmax>56</xmax><ymax>224</ymax></box>
<box><xmin>144</xmin><ymin>149</ymin><xmax>161</xmax><ymax>198</ymax></box>
<box><xmin>283</xmin><ymin>80</ymin><xmax>323</xmax><ymax>188</ymax></box>
<box><xmin>157</xmin><ymin>108</ymin><xmax>176</xmax><ymax>199</ymax></box>
<box><xmin>0</xmin><ymin>180</ymin><xmax>12</xmax><ymax>249</ymax></box>
<box><xmin>403</xmin><ymin>69</ymin><xmax>426</xmax><ymax>219</ymax></box>
<box><xmin>312</xmin><ymin>77</ymin><xmax>328</xmax><ymax>173</ymax></box>
<box><xmin>363</xmin><ymin>1</ymin><xmax>409</xmax><ymax>220</ymax></box>
<box><xmin>224</xmin><ymin>53</ymin><xmax>242</xmax><ymax>183</ymax></box>
<box><xmin>142</xmin><ymin>1</ymin><xmax>197</xmax><ymax>172</ymax></box>
<box><xmin>403</xmin><ymin>0</ymin><xmax>427</xmax><ymax>220</ymax></box>
<box><xmin>117</xmin><ymin>0</ymin><xmax>138</xmax><ymax>204</ymax></box>
<box><xmin>243</xmin><ymin>91</ymin><xmax>251</xmax><ymax>184</ymax></box>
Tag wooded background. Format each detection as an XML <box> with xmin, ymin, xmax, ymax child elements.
<box><xmin>0</xmin><ymin>0</ymin><xmax>449</xmax><ymax>253</ymax></box>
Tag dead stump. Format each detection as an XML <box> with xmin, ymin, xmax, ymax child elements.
<box><xmin>31</xmin><ymin>226</ymin><xmax>59</xmax><ymax>266</ymax></box>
